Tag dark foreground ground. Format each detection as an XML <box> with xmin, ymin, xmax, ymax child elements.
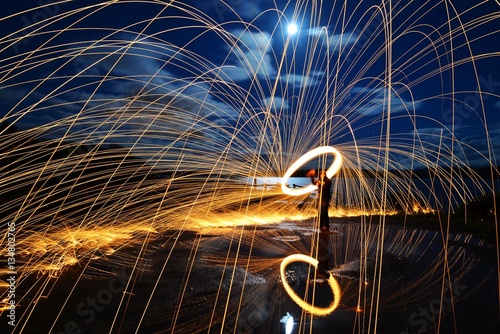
<box><xmin>3</xmin><ymin>214</ymin><xmax>500</xmax><ymax>334</ymax></box>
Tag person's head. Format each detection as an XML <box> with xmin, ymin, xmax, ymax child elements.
<box><xmin>319</xmin><ymin>170</ymin><xmax>326</xmax><ymax>179</ymax></box>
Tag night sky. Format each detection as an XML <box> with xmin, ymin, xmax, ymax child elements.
<box><xmin>1</xmin><ymin>0</ymin><xmax>499</xmax><ymax>169</ymax></box>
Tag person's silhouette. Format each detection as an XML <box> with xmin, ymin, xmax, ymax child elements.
<box><xmin>307</xmin><ymin>169</ymin><xmax>332</xmax><ymax>231</ymax></box>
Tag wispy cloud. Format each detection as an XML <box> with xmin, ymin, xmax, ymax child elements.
<box><xmin>348</xmin><ymin>86</ymin><xmax>420</xmax><ymax>116</ymax></box>
<box><xmin>219</xmin><ymin>29</ymin><xmax>276</xmax><ymax>83</ymax></box>
<box><xmin>262</xmin><ymin>96</ymin><xmax>289</xmax><ymax>111</ymax></box>
<box><xmin>308</xmin><ymin>28</ymin><xmax>358</xmax><ymax>46</ymax></box>
<box><xmin>278</xmin><ymin>72</ymin><xmax>322</xmax><ymax>88</ymax></box>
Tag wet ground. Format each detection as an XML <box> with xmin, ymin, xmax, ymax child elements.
<box><xmin>8</xmin><ymin>217</ymin><xmax>500</xmax><ymax>334</ymax></box>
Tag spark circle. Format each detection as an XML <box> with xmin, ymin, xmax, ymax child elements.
<box><xmin>280</xmin><ymin>254</ymin><xmax>341</xmax><ymax>315</ymax></box>
<box><xmin>281</xmin><ymin>146</ymin><xmax>343</xmax><ymax>196</ymax></box>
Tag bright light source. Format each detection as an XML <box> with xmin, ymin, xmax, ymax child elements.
<box><xmin>280</xmin><ymin>312</ymin><xmax>294</xmax><ymax>334</ymax></box>
<box><xmin>287</xmin><ymin>23</ymin><xmax>298</xmax><ymax>35</ymax></box>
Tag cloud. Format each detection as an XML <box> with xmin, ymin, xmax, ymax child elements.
<box><xmin>0</xmin><ymin>86</ymin><xmax>86</xmax><ymax>129</ymax></box>
<box><xmin>262</xmin><ymin>96</ymin><xmax>289</xmax><ymax>111</ymax></box>
<box><xmin>307</xmin><ymin>28</ymin><xmax>358</xmax><ymax>51</ymax></box>
<box><xmin>412</xmin><ymin>127</ymin><xmax>444</xmax><ymax>137</ymax></box>
<box><xmin>407</xmin><ymin>125</ymin><xmax>496</xmax><ymax>167</ymax></box>
<box><xmin>71</xmin><ymin>35</ymin><xmax>177</xmax><ymax>87</ymax></box>
<box><xmin>219</xmin><ymin>29</ymin><xmax>276</xmax><ymax>82</ymax></box>
<box><xmin>0</xmin><ymin>87</ymin><xmax>30</xmax><ymax>108</ymax></box>
<box><xmin>328</xmin><ymin>32</ymin><xmax>358</xmax><ymax>49</ymax></box>
<box><xmin>67</xmin><ymin>35</ymin><xmax>241</xmax><ymax>123</ymax></box>
<box><xmin>278</xmin><ymin>72</ymin><xmax>322</xmax><ymax>88</ymax></box>
<box><xmin>348</xmin><ymin>86</ymin><xmax>420</xmax><ymax>116</ymax></box>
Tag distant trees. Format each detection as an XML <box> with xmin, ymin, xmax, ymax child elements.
<box><xmin>456</xmin><ymin>192</ymin><xmax>499</xmax><ymax>221</ymax></box>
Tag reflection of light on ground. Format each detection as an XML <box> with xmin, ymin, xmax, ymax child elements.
<box><xmin>14</xmin><ymin>224</ymin><xmax>157</xmax><ymax>275</ymax></box>
<box><xmin>280</xmin><ymin>312</ymin><xmax>295</xmax><ymax>334</ymax></box>
<box><xmin>191</xmin><ymin>212</ymin><xmax>309</xmax><ymax>230</ymax></box>
<box><xmin>190</xmin><ymin>208</ymin><xmax>401</xmax><ymax>232</ymax></box>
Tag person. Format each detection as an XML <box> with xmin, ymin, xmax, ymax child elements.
<box><xmin>307</xmin><ymin>169</ymin><xmax>332</xmax><ymax>231</ymax></box>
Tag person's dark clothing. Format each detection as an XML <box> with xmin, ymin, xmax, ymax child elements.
<box><xmin>310</xmin><ymin>174</ymin><xmax>332</xmax><ymax>229</ymax></box>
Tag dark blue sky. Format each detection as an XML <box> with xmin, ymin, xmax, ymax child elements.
<box><xmin>1</xmin><ymin>0</ymin><xmax>499</xmax><ymax>169</ymax></box>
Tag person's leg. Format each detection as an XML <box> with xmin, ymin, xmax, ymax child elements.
<box><xmin>320</xmin><ymin>200</ymin><xmax>329</xmax><ymax>229</ymax></box>
<box><xmin>317</xmin><ymin>232</ymin><xmax>330</xmax><ymax>275</ymax></box>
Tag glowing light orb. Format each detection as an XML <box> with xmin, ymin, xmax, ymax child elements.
<box><xmin>281</xmin><ymin>146</ymin><xmax>342</xmax><ymax>196</ymax></box>
<box><xmin>287</xmin><ymin>23</ymin><xmax>298</xmax><ymax>35</ymax></box>
<box><xmin>280</xmin><ymin>254</ymin><xmax>341</xmax><ymax>316</ymax></box>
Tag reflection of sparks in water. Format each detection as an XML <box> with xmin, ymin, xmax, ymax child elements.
<box><xmin>20</xmin><ymin>223</ymin><xmax>157</xmax><ymax>274</ymax></box>
<box><xmin>0</xmin><ymin>0</ymin><xmax>498</xmax><ymax>333</ymax></box>
<box><xmin>280</xmin><ymin>312</ymin><xmax>295</xmax><ymax>334</ymax></box>
<box><xmin>280</xmin><ymin>254</ymin><xmax>341</xmax><ymax>315</ymax></box>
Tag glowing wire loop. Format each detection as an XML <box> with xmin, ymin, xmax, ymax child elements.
<box><xmin>281</xmin><ymin>146</ymin><xmax>342</xmax><ymax>196</ymax></box>
<box><xmin>280</xmin><ymin>254</ymin><xmax>341</xmax><ymax>315</ymax></box>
